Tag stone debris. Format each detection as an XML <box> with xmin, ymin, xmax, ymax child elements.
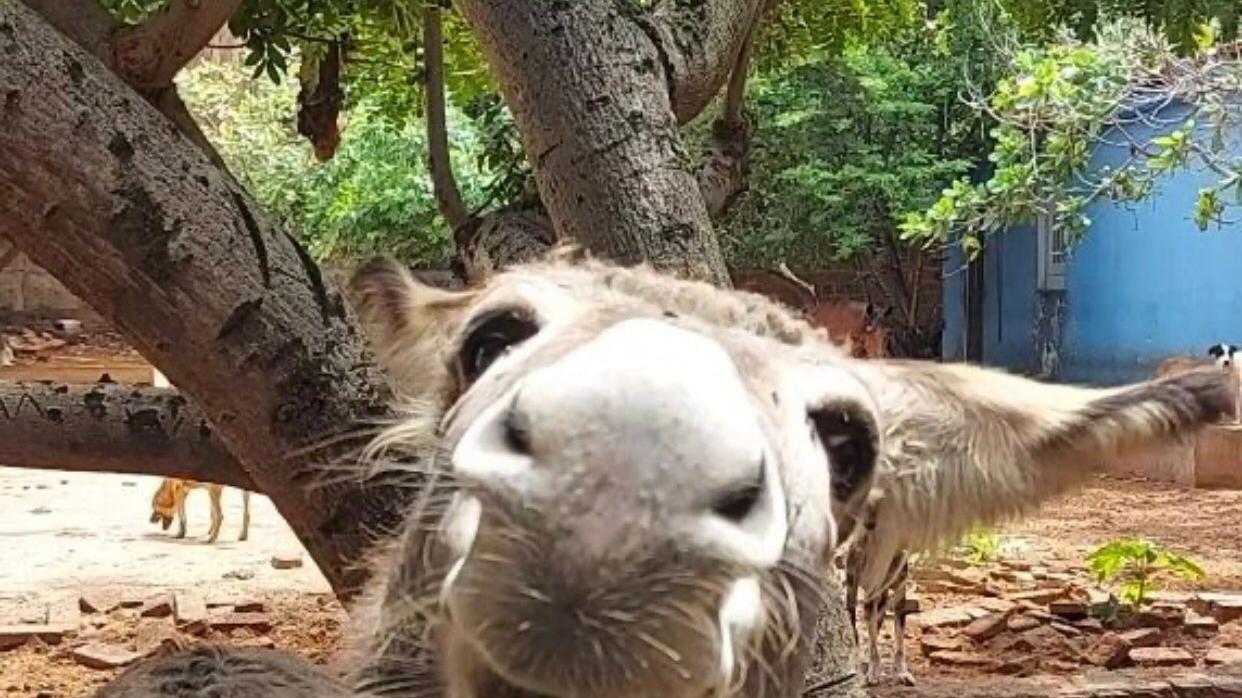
<box><xmin>234</xmin><ymin>600</ymin><xmax>266</xmax><ymax>614</ymax></box>
<box><xmin>1119</xmin><ymin>628</ymin><xmax>1162</xmax><ymax>648</ymax></box>
<box><xmin>976</xmin><ymin>597</ymin><xmax>1018</xmax><ymax>614</ymax></box>
<box><xmin>139</xmin><ymin>593</ymin><xmax>175</xmax><ymax>619</ymax></box>
<box><xmin>71</xmin><ymin>642</ymin><xmax>142</xmax><ymax>670</ymax></box>
<box><xmin>1049</xmin><ymin>600</ymin><xmax>1088</xmax><ymax>620</ymax></box>
<box><xmin>47</xmin><ymin>595</ymin><xmax>81</xmax><ymax>630</ymax></box>
<box><xmin>1198</xmin><ymin>594</ymin><xmax>1242</xmax><ymax>624</ymax></box>
<box><xmin>207</xmin><ymin>612</ymin><xmax>273</xmax><ymax>634</ymax></box>
<box><xmin>964</xmin><ymin>612</ymin><xmax>1012</xmax><ymax>642</ymax></box>
<box><xmin>1050</xmin><ymin>622</ymin><xmax>1082</xmax><ymax>638</ymax></box>
<box><xmin>1085</xmin><ymin>633</ymin><xmax>1132</xmax><ymax>669</ymax></box>
<box><xmin>0</xmin><ymin>625</ymin><xmax>66</xmax><ymax>651</ymax></box>
<box><xmin>79</xmin><ymin>587</ymin><xmax>123</xmax><ymax>615</ymax></box>
<box><xmin>134</xmin><ymin>618</ymin><xmax>181</xmax><ymax>657</ymax></box>
<box><xmin>1007</xmin><ymin>615</ymin><xmax>1042</xmax><ymax>633</ymax></box>
<box><xmin>1185</xmin><ymin>613</ymin><xmax>1220</xmax><ymax>637</ymax></box>
<box><xmin>928</xmin><ymin>650</ymin><xmax>996</xmax><ymax>667</ymax></box>
<box><xmin>271</xmin><ymin>553</ymin><xmax>304</xmax><ymax>570</ymax></box>
<box><xmin>1009</xmin><ymin>588</ymin><xmax>1069</xmax><ymax>605</ymax></box>
<box><xmin>920</xmin><ymin>635</ymin><xmax>963</xmax><ymax>656</ymax></box>
<box><xmin>914</xmin><ymin>606</ymin><xmax>978</xmax><ymax>629</ymax></box>
<box><xmin>1206</xmin><ymin>647</ymin><xmax>1242</xmax><ymax>666</ymax></box>
<box><xmin>175</xmin><ymin>592</ymin><xmax>209</xmax><ymax>635</ymax></box>
<box><xmin>1128</xmin><ymin>646</ymin><xmax>1195</xmax><ymax>667</ymax></box>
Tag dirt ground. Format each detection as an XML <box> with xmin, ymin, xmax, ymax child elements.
<box><xmin>872</xmin><ymin>474</ymin><xmax>1242</xmax><ymax>688</ymax></box>
<box><xmin>3</xmin><ymin>472</ymin><xmax>1242</xmax><ymax>696</ymax></box>
<box><xmin>5</xmin><ymin>329</ymin><xmax>1242</xmax><ymax>695</ymax></box>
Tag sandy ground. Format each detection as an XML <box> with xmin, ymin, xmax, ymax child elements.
<box><xmin>0</xmin><ymin>467</ymin><xmax>330</xmax><ymax>597</ymax></box>
<box><xmin>3</xmin><ymin>472</ymin><xmax>1242</xmax><ymax>696</ymax></box>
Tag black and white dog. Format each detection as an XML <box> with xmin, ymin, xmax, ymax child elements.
<box><xmin>1208</xmin><ymin>343</ymin><xmax>1242</xmax><ymax>423</ymax></box>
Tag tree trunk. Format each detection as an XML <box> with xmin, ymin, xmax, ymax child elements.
<box><xmin>456</xmin><ymin>0</ymin><xmax>731</xmax><ymax>285</ymax></box>
<box><xmin>0</xmin><ymin>0</ymin><xmax>409</xmax><ymax>597</ymax></box>
<box><xmin>0</xmin><ymin>382</ymin><xmax>252</xmax><ymax>489</ymax></box>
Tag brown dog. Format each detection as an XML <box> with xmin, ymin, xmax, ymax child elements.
<box><xmin>150</xmin><ymin>478</ymin><xmax>250</xmax><ymax>544</ymax></box>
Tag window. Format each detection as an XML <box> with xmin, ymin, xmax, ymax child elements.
<box><xmin>1037</xmin><ymin>214</ymin><xmax>1067</xmax><ymax>291</ymax></box>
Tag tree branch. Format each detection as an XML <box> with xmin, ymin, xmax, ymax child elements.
<box><xmin>110</xmin><ymin>0</ymin><xmax>245</xmax><ymax>89</ymax></box>
<box><xmin>424</xmin><ymin>3</ymin><xmax>475</xmax><ymax>246</ymax></box>
<box><xmin>0</xmin><ymin>0</ymin><xmax>408</xmax><ymax>597</ymax></box>
<box><xmin>640</xmin><ymin>0</ymin><xmax>766</xmax><ymax>124</ymax></box>
<box><xmin>457</xmin><ymin>0</ymin><xmax>730</xmax><ymax>285</ymax></box>
<box><xmin>18</xmin><ymin>0</ymin><xmax>231</xmax><ymax>169</ymax></box>
<box><xmin>0</xmin><ymin>381</ymin><xmax>253</xmax><ymax>490</ymax></box>
<box><xmin>697</xmin><ymin>8</ymin><xmax>760</xmax><ymax>219</ymax></box>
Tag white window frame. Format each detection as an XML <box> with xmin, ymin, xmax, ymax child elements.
<box><xmin>1036</xmin><ymin>214</ymin><xmax>1068</xmax><ymax>291</ymax></box>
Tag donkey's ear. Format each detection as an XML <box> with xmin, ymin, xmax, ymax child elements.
<box><xmin>848</xmin><ymin>360</ymin><xmax>1231</xmax><ymax>552</ymax></box>
<box><xmin>350</xmin><ymin>258</ymin><xmax>476</xmax><ymax>392</ymax></box>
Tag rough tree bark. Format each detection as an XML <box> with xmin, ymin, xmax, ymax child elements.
<box><xmin>698</xmin><ymin>4</ymin><xmax>762</xmax><ymax>219</ymax></box>
<box><xmin>0</xmin><ymin>0</ymin><xmax>409</xmax><ymax>597</ymax></box>
<box><xmin>0</xmin><ymin>382</ymin><xmax>251</xmax><ymax>489</ymax></box>
<box><xmin>456</xmin><ymin>0</ymin><xmax>735</xmax><ymax>285</ymax></box>
<box><xmin>109</xmin><ymin>0</ymin><xmax>246</xmax><ymax>89</ymax></box>
<box><xmin>18</xmin><ymin>0</ymin><xmax>230</xmax><ymax>168</ymax></box>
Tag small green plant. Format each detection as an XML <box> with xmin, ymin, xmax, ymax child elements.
<box><xmin>1087</xmin><ymin>538</ymin><xmax>1205</xmax><ymax>607</ymax></box>
<box><xmin>956</xmin><ymin>527</ymin><xmax>1001</xmax><ymax>566</ymax></box>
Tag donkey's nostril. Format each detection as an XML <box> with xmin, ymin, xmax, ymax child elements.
<box><xmin>711</xmin><ymin>472</ymin><xmax>763</xmax><ymax>524</ymax></box>
<box><xmin>503</xmin><ymin>406</ymin><xmax>533</xmax><ymax>456</ymax></box>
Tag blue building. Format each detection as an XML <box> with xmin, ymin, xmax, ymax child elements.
<box><xmin>942</xmin><ymin>100</ymin><xmax>1242</xmax><ymax>384</ymax></box>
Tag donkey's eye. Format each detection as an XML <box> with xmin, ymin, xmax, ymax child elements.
<box><xmin>459</xmin><ymin>308</ymin><xmax>540</xmax><ymax>384</ymax></box>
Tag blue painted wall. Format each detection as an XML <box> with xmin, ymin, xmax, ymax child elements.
<box><xmin>944</xmin><ymin>101</ymin><xmax>1242</xmax><ymax>385</ymax></box>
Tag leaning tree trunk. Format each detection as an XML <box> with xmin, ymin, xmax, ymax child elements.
<box><xmin>0</xmin><ymin>0</ymin><xmax>409</xmax><ymax>598</ymax></box>
<box><xmin>457</xmin><ymin>0</ymin><xmax>734</xmax><ymax>285</ymax></box>
<box><xmin>0</xmin><ymin>382</ymin><xmax>252</xmax><ymax>489</ymax></box>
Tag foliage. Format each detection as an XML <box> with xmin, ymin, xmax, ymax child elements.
<box><xmin>955</xmin><ymin>527</ymin><xmax>1001</xmax><ymax>565</ymax></box>
<box><xmin>177</xmin><ymin>58</ymin><xmax>496</xmax><ymax>265</ymax></box>
<box><xmin>1087</xmin><ymin>538</ymin><xmax>1205</xmax><ymax>607</ymax></box>
<box><xmin>994</xmin><ymin>0</ymin><xmax>1238</xmax><ymax>53</ymax></box>
<box><xmin>715</xmin><ymin>4</ymin><xmax>993</xmax><ymax>268</ymax></box>
<box><xmin>901</xmin><ymin>15</ymin><xmax>1242</xmax><ymax>258</ymax></box>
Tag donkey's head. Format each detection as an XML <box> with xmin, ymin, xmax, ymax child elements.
<box><xmin>348</xmin><ymin>256</ymin><xmax>1229</xmax><ymax>698</ymax></box>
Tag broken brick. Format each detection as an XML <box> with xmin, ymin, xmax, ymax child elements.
<box><xmin>1085</xmin><ymin>633</ymin><xmax>1132</xmax><ymax>669</ymax></box>
<box><xmin>912</xmin><ymin>606</ymin><xmax>976</xmax><ymax>629</ymax></box>
<box><xmin>976</xmin><ymin>597</ymin><xmax>1017</xmax><ymax>614</ymax></box>
<box><xmin>1203</xmin><ymin>595</ymin><xmax>1242</xmax><ymax>624</ymax></box>
<box><xmin>208</xmin><ymin>612</ymin><xmax>272</xmax><ymax>634</ymax></box>
<box><xmin>963</xmin><ymin>612</ymin><xmax>1011</xmax><ymax>642</ymax></box>
<box><xmin>1050</xmin><ymin>622</ymin><xmax>1082</xmax><ymax>638</ymax></box>
<box><xmin>233</xmin><ymin>600</ymin><xmax>266</xmax><ymax>614</ymax></box>
<box><xmin>920</xmin><ymin>635</ymin><xmax>963</xmax><ymax>656</ymax></box>
<box><xmin>72</xmin><ymin>642</ymin><xmax>142</xmax><ymax>670</ymax></box>
<box><xmin>0</xmin><ymin>625</ymin><xmax>65</xmax><ymax>651</ymax></box>
<box><xmin>1128</xmin><ymin>646</ymin><xmax>1195</xmax><ymax>667</ymax></box>
<box><xmin>1007</xmin><ymin>615</ymin><xmax>1042</xmax><ymax>633</ymax></box>
<box><xmin>1206</xmin><ymin>647</ymin><xmax>1242</xmax><ymax>666</ymax></box>
<box><xmin>1120</xmin><ymin>627</ymin><xmax>1162</xmax><ymax>648</ymax></box>
<box><xmin>134</xmin><ymin>618</ymin><xmax>180</xmax><ymax>657</ymax></box>
<box><xmin>139</xmin><ymin>593</ymin><xmax>174</xmax><ymax>619</ymax></box>
<box><xmin>174</xmin><ymin>592</ymin><xmax>208</xmax><ymax>635</ymax></box>
<box><xmin>47</xmin><ymin>596</ymin><xmax>81</xmax><ymax>630</ymax></box>
<box><xmin>1049</xmin><ymin>600</ymin><xmax>1088</xmax><ymax>620</ymax></box>
<box><xmin>1186</xmin><ymin>613</ymin><xmax>1220</xmax><ymax>637</ymax></box>
<box><xmin>79</xmin><ymin>588</ymin><xmax>123</xmax><ymax>615</ymax></box>
<box><xmin>271</xmin><ymin>554</ymin><xmax>303</xmax><ymax>570</ymax></box>
<box><xmin>1009</xmin><ymin>588</ymin><xmax>1069</xmax><ymax>605</ymax></box>
<box><xmin>928</xmin><ymin>650</ymin><xmax>996</xmax><ymax>668</ymax></box>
